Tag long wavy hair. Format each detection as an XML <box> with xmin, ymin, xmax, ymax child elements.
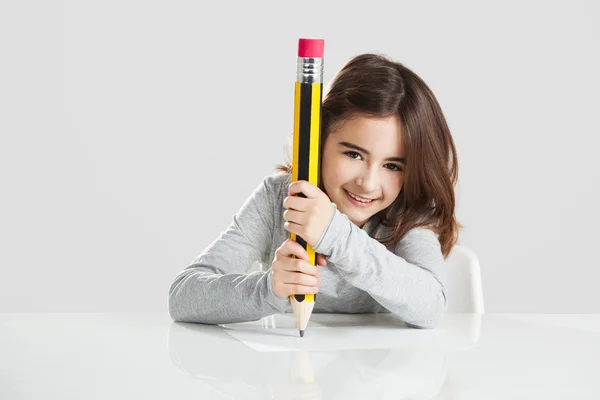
<box><xmin>275</xmin><ymin>53</ymin><xmax>462</xmax><ymax>258</ymax></box>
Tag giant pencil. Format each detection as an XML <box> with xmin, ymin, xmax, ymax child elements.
<box><xmin>290</xmin><ymin>38</ymin><xmax>324</xmax><ymax>338</ymax></box>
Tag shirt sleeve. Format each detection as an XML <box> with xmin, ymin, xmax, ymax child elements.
<box><xmin>168</xmin><ymin>175</ymin><xmax>290</xmax><ymax>324</ymax></box>
<box><xmin>312</xmin><ymin>208</ymin><xmax>448</xmax><ymax>329</ymax></box>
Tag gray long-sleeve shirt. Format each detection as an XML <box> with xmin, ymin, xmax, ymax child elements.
<box><xmin>168</xmin><ymin>172</ymin><xmax>448</xmax><ymax>329</ymax></box>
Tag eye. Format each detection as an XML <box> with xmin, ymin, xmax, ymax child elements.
<box><xmin>345</xmin><ymin>151</ymin><xmax>362</xmax><ymax>160</ymax></box>
<box><xmin>386</xmin><ymin>164</ymin><xmax>404</xmax><ymax>172</ymax></box>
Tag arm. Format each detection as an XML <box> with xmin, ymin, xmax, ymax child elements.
<box><xmin>312</xmin><ymin>210</ymin><xmax>447</xmax><ymax>329</ymax></box>
<box><xmin>168</xmin><ymin>176</ymin><xmax>290</xmax><ymax>324</ymax></box>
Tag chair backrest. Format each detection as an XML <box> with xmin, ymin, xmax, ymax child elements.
<box><xmin>444</xmin><ymin>244</ymin><xmax>484</xmax><ymax>313</ymax></box>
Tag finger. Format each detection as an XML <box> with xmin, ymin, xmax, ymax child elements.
<box><xmin>288</xmin><ymin>285</ymin><xmax>319</xmax><ymax>296</ymax></box>
<box><xmin>277</xmin><ymin>239</ymin><xmax>309</xmax><ymax>260</ymax></box>
<box><xmin>280</xmin><ymin>271</ymin><xmax>320</xmax><ymax>287</ymax></box>
<box><xmin>283</xmin><ymin>220</ymin><xmax>303</xmax><ymax>237</ymax></box>
<box><xmin>273</xmin><ymin>281</ymin><xmax>319</xmax><ymax>299</ymax></box>
<box><xmin>288</xmin><ymin>180</ymin><xmax>321</xmax><ymax>199</ymax></box>
<box><xmin>316</xmin><ymin>254</ymin><xmax>327</xmax><ymax>266</ymax></box>
<box><xmin>283</xmin><ymin>209</ymin><xmax>305</xmax><ymax>225</ymax></box>
<box><xmin>282</xmin><ymin>257</ymin><xmax>319</xmax><ymax>276</ymax></box>
<box><xmin>283</xmin><ymin>195</ymin><xmax>309</xmax><ymax>211</ymax></box>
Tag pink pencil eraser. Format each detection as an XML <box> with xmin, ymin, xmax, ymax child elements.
<box><xmin>298</xmin><ymin>38</ymin><xmax>324</xmax><ymax>58</ymax></box>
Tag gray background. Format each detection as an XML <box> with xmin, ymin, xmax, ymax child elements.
<box><xmin>1</xmin><ymin>0</ymin><xmax>598</xmax><ymax>313</ymax></box>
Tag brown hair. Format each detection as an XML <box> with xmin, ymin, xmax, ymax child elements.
<box><xmin>275</xmin><ymin>53</ymin><xmax>462</xmax><ymax>258</ymax></box>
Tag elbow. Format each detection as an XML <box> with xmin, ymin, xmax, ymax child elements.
<box><xmin>168</xmin><ymin>277</ymin><xmax>191</xmax><ymax>323</ymax></box>
<box><xmin>404</xmin><ymin>286</ymin><xmax>447</xmax><ymax>329</ymax></box>
<box><xmin>168</xmin><ymin>282</ymin><xmax>182</xmax><ymax>322</ymax></box>
<box><xmin>167</xmin><ymin>273</ymin><xmax>217</xmax><ymax>325</ymax></box>
<box><xmin>168</xmin><ymin>296</ymin><xmax>182</xmax><ymax>323</ymax></box>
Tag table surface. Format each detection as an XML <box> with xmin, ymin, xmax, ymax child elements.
<box><xmin>1</xmin><ymin>312</ymin><xmax>599</xmax><ymax>399</ymax></box>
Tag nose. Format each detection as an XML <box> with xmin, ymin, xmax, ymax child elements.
<box><xmin>356</xmin><ymin>166</ymin><xmax>379</xmax><ymax>193</ymax></box>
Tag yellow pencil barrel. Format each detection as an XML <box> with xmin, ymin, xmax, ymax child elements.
<box><xmin>290</xmin><ymin>38</ymin><xmax>324</xmax><ymax>310</ymax></box>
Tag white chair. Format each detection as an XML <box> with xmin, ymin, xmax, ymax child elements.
<box><xmin>445</xmin><ymin>244</ymin><xmax>484</xmax><ymax>313</ymax></box>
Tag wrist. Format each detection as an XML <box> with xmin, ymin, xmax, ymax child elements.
<box><xmin>264</xmin><ymin>270</ymin><xmax>291</xmax><ymax>312</ymax></box>
<box><xmin>313</xmin><ymin>202</ymin><xmax>338</xmax><ymax>252</ymax></box>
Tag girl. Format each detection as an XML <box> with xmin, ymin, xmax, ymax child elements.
<box><xmin>169</xmin><ymin>53</ymin><xmax>461</xmax><ymax>329</ymax></box>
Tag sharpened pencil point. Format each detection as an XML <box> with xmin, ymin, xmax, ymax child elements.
<box><xmin>299</xmin><ymin>330</ymin><xmax>305</xmax><ymax>337</ymax></box>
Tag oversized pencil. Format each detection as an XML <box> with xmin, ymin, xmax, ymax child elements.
<box><xmin>290</xmin><ymin>38</ymin><xmax>324</xmax><ymax>338</ymax></box>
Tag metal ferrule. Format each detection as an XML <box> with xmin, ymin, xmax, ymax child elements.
<box><xmin>296</xmin><ymin>57</ymin><xmax>323</xmax><ymax>84</ymax></box>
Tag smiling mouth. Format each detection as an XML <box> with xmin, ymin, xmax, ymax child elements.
<box><xmin>344</xmin><ymin>189</ymin><xmax>377</xmax><ymax>204</ymax></box>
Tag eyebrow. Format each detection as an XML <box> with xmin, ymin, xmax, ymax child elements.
<box><xmin>338</xmin><ymin>141</ymin><xmax>406</xmax><ymax>164</ymax></box>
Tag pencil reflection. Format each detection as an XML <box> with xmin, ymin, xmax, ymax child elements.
<box><xmin>167</xmin><ymin>314</ymin><xmax>481</xmax><ymax>400</ymax></box>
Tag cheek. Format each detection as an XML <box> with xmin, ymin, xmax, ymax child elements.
<box><xmin>383</xmin><ymin>176</ymin><xmax>404</xmax><ymax>199</ymax></box>
<box><xmin>323</xmin><ymin>157</ymin><xmax>349</xmax><ymax>186</ymax></box>
<box><xmin>396</xmin><ymin>175</ymin><xmax>404</xmax><ymax>192</ymax></box>
<box><xmin>323</xmin><ymin>169</ymin><xmax>342</xmax><ymax>193</ymax></box>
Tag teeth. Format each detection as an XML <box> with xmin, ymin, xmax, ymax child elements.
<box><xmin>347</xmin><ymin>191</ymin><xmax>372</xmax><ymax>203</ymax></box>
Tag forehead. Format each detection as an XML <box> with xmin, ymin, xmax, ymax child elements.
<box><xmin>330</xmin><ymin>115</ymin><xmax>404</xmax><ymax>156</ymax></box>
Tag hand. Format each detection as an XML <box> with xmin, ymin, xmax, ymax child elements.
<box><xmin>271</xmin><ymin>239</ymin><xmax>327</xmax><ymax>299</ymax></box>
<box><xmin>283</xmin><ymin>180</ymin><xmax>336</xmax><ymax>248</ymax></box>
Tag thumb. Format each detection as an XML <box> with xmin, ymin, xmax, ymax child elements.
<box><xmin>316</xmin><ymin>254</ymin><xmax>327</xmax><ymax>266</ymax></box>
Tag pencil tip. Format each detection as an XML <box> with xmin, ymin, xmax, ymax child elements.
<box><xmin>299</xmin><ymin>330</ymin><xmax>305</xmax><ymax>338</ymax></box>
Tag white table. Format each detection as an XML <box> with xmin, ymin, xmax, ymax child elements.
<box><xmin>1</xmin><ymin>313</ymin><xmax>599</xmax><ymax>399</ymax></box>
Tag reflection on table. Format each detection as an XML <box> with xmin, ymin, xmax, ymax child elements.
<box><xmin>167</xmin><ymin>313</ymin><xmax>482</xmax><ymax>399</ymax></box>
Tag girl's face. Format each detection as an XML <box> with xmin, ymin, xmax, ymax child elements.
<box><xmin>321</xmin><ymin>115</ymin><xmax>405</xmax><ymax>228</ymax></box>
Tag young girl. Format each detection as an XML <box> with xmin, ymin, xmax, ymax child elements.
<box><xmin>169</xmin><ymin>53</ymin><xmax>460</xmax><ymax>329</ymax></box>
